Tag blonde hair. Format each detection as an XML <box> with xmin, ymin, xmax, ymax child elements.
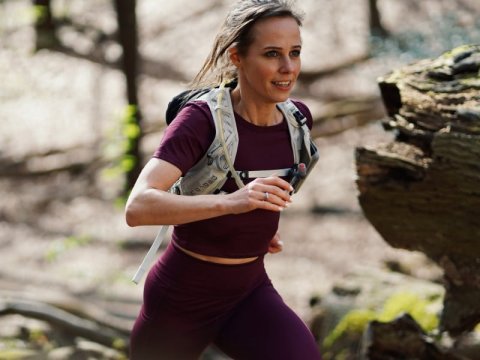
<box><xmin>191</xmin><ymin>0</ymin><xmax>304</xmax><ymax>88</ymax></box>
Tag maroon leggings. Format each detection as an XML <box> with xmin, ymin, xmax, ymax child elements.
<box><xmin>130</xmin><ymin>242</ymin><xmax>322</xmax><ymax>360</ymax></box>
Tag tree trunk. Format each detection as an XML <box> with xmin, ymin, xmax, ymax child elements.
<box><xmin>368</xmin><ymin>0</ymin><xmax>388</xmax><ymax>38</ymax></box>
<box><xmin>113</xmin><ymin>0</ymin><xmax>143</xmax><ymax>194</ymax></box>
<box><xmin>355</xmin><ymin>44</ymin><xmax>480</xmax><ymax>336</ymax></box>
<box><xmin>33</xmin><ymin>0</ymin><xmax>58</xmax><ymax>50</ymax></box>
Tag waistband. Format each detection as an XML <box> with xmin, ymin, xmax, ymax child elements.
<box><xmin>152</xmin><ymin>241</ymin><xmax>268</xmax><ymax>297</ymax></box>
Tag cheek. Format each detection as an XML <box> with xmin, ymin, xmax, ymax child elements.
<box><xmin>241</xmin><ymin>59</ymin><xmax>278</xmax><ymax>84</ymax></box>
<box><xmin>260</xmin><ymin>62</ymin><xmax>280</xmax><ymax>78</ymax></box>
<box><xmin>247</xmin><ymin>64</ymin><xmax>274</xmax><ymax>83</ymax></box>
<box><xmin>294</xmin><ymin>59</ymin><xmax>302</xmax><ymax>74</ymax></box>
<box><xmin>260</xmin><ymin>67</ymin><xmax>276</xmax><ymax>80</ymax></box>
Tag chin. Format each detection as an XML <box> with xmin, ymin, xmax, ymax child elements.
<box><xmin>269</xmin><ymin>88</ymin><xmax>294</xmax><ymax>102</ymax></box>
<box><xmin>272</xmin><ymin>94</ymin><xmax>291</xmax><ymax>103</ymax></box>
<box><xmin>258</xmin><ymin>88</ymin><xmax>292</xmax><ymax>104</ymax></box>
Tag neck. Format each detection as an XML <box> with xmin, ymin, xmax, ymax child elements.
<box><xmin>231</xmin><ymin>88</ymin><xmax>282</xmax><ymax>126</ymax></box>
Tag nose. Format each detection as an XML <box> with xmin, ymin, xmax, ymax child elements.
<box><xmin>280</xmin><ymin>56</ymin><xmax>295</xmax><ymax>73</ymax></box>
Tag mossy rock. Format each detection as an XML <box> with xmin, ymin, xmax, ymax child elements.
<box><xmin>308</xmin><ymin>266</ymin><xmax>444</xmax><ymax>359</ymax></box>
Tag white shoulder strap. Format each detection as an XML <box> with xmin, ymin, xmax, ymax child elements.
<box><xmin>209</xmin><ymin>86</ymin><xmax>245</xmax><ymax>190</ymax></box>
<box><xmin>132</xmin><ymin>225</ymin><xmax>169</xmax><ymax>284</ymax></box>
<box><xmin>132</xmin><ymin>86</ymin><xmax>244</xmax><ymax>284</ymax></box>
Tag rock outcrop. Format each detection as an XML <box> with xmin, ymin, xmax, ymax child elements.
<box><xmin>355</xmin><ymin>44</ymin><xmax>480</xmax><ymax>336</ymax></box>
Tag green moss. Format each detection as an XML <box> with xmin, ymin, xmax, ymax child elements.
<box><xmin>0</xmin><ymin>349</ymin><xmax>38</xmax><ymax>359</ymax></box>
<box><xmin>323</xmin><ymin>291</ymin><xmax>441</xmax><ymax>350</ymax></box>
<box><xmin>441</xmin><ymin>44</ymin><xmax>477</xmax><ymax>60</ymax></box>
<box><xmin>323</xmin><ymin>309</ymin><xmax>376</xmax><ymax>349</ymax></box>
<box><xmin>377</xmin><ymin>292</ymin><xmax>439</xmax><ymax>332</ymax></box>
<box><xmin>459</xmin><ymin>78</ymin><xmax>480</xmax><ymax>88</ymax></box>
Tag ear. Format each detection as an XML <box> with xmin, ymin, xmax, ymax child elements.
<box><xmin>229</xmin><ymin>46</ymin><xmax>241</xmax><ymax>68</ymax></box>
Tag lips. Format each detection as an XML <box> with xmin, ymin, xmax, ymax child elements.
<box><xmin>272</xmin><ymin>81</ymin><xmax>292</xmax><ymax>89</ymax></box>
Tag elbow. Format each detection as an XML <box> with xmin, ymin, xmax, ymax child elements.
<box><xmin>125</xmin><ymin>203</ymin><xmax>141</xmax><ymax>227</ymax></box>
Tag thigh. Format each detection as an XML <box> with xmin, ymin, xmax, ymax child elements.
<box><xmin>130</xmin><ymin>253</ymin><xmax>225</xmax><ymax>359</ymax></box>
<box><xmin>130</xmin><ymin>313</ymin><xmax>205</xmax><ymax>360</ymax></box>
<box><xmin>129</xmin><ymin>244</ymin><xmax>268</xmax><ymax>360</ymax></box>
<box><xmin>215</xmin><ymin>280</ymin><xmax>322</xmax><ymax>360</ymax></box>
<box><xmin>129</xmin><ymin>269</ymin><xmax>218</xmax><ymax>360</ymax></box>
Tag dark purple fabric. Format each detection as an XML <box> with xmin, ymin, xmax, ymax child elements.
<box><xmin>130</xmin><ymin>242</ymin><xmax>322</xmax><ymax>360</ymax></box>
<box><xmin>153</xmin><ymin>99</ymin><xmax>313</xmax><ymax>258</ymax></box>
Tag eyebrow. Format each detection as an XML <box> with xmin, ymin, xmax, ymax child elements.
<box><xmin>263</xmin><ymin>45</ymin><xmax>302</xmax><ymax>50</ymax></box>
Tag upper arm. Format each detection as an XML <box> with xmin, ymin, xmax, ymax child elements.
<box><xmin>125</xmin><ymin>158</ymin><xmax>183</xmax><ymax>226</ymax></box>
<box><xmin>130</xmin><ymin>158</ymin><xmax>182</xmax><ymax>195</ymax></box>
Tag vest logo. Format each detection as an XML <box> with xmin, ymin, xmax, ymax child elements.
<box><xmin>207</xmin><ymin>154</ymin><xmax>214</xmax><ymax>166</ymax></box>
<box><xmin>189</xmin><ymin>175</ymin><xmax>218</xmax><ymax>195</ymax></box>
<box><xmin>217</xmin><ymin>155</ymin><xmax>229</xmax><ymax>171</ymax></box>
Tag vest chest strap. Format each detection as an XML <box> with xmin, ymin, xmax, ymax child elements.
<box><xmin>235</xmin><ymin>168</ymin><xmax>292</xmax><ymax>180</ymax></box>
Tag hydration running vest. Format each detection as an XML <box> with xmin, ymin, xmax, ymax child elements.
<box><xmin>171</xmin><ymin>86</ymin><xmax>319</xmax><ymax>195</ymax></box>
<box><xmin>132</xmin><ymin>86</ymin><xmax>319</xmax><ymax>284</ymax></box>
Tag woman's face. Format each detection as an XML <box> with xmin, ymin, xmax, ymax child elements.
<box><xmin>231</xmin><ymin>16</ymin><xmax>302</xmax><ymax>105</ymax></box>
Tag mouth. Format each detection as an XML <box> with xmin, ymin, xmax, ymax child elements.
<box><xmin>272</xmin><ymin>81</ymin><xmax>293</xmax><ymax>89</ymax></box>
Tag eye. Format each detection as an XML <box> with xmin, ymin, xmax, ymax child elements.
<box><xmin>265</xmin><ymin>50</ymin><xmax>279</xmax><ymax>58</ymax></box>
<box><xmin>290</xmin><ymin>49</ymin><xmax>301</xmax><ymax>57</ymax></box>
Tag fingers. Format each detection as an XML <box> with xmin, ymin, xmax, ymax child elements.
<box><xmin>247</xmin><ymin>177</ymin><xmax>293</xmax><ymax>210</ymax></box>
<box><xmin>268</xmin><ymin>232</ymin><xmax>284</xmax><ymax>254</ymax></box>
<box><xmin>260</xmin><ymin>191</ymin><xmax>291</xmax><ymax>211</ymax></box>
<box><xmin>268</xmin><ymin>242</ymin><xmax>283</xmax><ymax>254</ymax></box>
<box><xmin>227</xmin><ymin>176</ymin><xmax>294</xmax><ymax>215</ymax></box>
<box><xmin>262</xmin><ymin>175</ymin><xmax>294</xmax><ymax>194</ymax></box>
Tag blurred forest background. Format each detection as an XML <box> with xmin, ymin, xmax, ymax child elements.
<box><xmin>0</xmin><ymin>0</ymin><xmax>479</xmax><ymax>359</ymax></box>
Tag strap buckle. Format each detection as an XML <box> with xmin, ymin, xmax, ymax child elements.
<box><xmin>293</xmin><ymin>110</ymin><xmax>307</xmax><ymax>126</ymax></box>
<box><xmin>239</xmin><ymin>170</ymin><xmax>249</xmax><ymax>180</ymax></box>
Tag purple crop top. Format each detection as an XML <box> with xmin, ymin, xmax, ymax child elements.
<box><xmin>153</xmin><ymin>99</ymin><xmax>313</xmax><ymax>258</ymax></box>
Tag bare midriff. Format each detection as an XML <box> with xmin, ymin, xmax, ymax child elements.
<box><xmin>176</xmin><ymin>244</ymin><xmax>259</xmax><ymax>265</ymax></box>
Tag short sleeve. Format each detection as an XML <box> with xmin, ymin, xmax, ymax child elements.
<box><xmin>153</xmin><ymin>102</ymin><xmax>215</xmax><ymax>175</ymax></box>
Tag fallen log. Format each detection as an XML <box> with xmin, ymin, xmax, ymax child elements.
<box><xmin>310</xmin><ymin>96</ymin><xmax>386</xmax><ymax>138</ymax></box>
<box><xmin>0</xmin><ymin>297</ymin><xmax>128</xmax><ymax>350</ymax></box>
<box><xmin>355</xmin><ymin>44</ymin><xmax>480</xmax><ymax>336</ymax></box>
<box><xmin>0</xmin><ymin>278</ymin><xmax>136</xmax><ymax>334</ymax></box>
<box><xmin>0</xmin><ymin>146</ymin><xmax>101</xmax><ymax>178</ymax></box>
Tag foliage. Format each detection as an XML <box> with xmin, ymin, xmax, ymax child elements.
<box><xmin>44</xmin><ymin>235</ymin><xmax>92</xmax><ymax>262</ymax></box>
<box><xmin>33</xmin><ymin>5</ymin><xmax>48</xmax><ymax>24</ymax></box>
<box><xmin>109</xmin><ymin>104</ymin><xmax>140</xmax><ymax>173</ymax></box>
<box><xmin>102</xmin><ymin>104</ymin><xmax>141</xmax><ymax>201</ymax></box>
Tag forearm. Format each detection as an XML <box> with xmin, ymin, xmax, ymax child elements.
<box><xmin>125</xmin><ymin>188</ymin><xmax>229</xmax><ymax>226</ymax></box>
<box><xmin>125</xmin><ymin>157</ymin><xmax>292</xmax><ymax>227</ymax></box>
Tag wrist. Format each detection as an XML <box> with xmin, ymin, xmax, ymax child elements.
<box><xmin>213</xmin><ymin>194</ymin><xmax>229</xmax><ymax>215</ymax></box>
